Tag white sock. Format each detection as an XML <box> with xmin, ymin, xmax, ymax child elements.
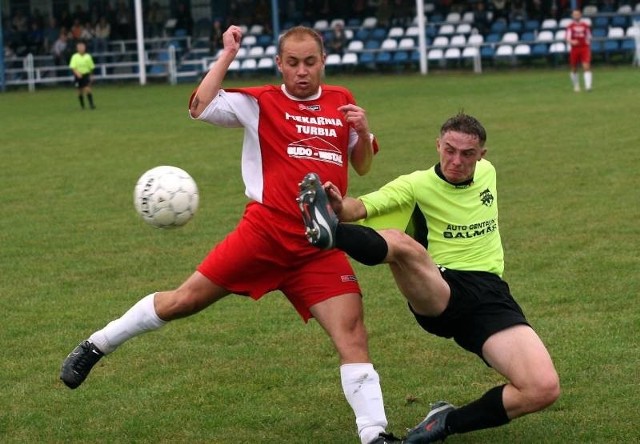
<box><xmin>340</xmin><ymin>363</ymin><xmax>388</xmax><ymax>444</ymax></box>
<box><xmin>570</xmin><ymin>72</ymin><xmax>579</xmax><ymax>88</ymax></box>
<box><xmin>89</xmin><ymin>293</ymin><xmax>166</xmax><ymax>354</ymax></box>
<box><xmin>584</xmin><ymin>71</ymin><xmax>592</xmax><ymax>89</ymax></box>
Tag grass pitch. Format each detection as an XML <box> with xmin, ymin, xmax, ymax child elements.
<box><xmin>1</xmin><ymin>67</ymin><xmax>639</xmax><ymax>443</ymax></box>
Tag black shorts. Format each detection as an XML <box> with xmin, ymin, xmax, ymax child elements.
<box><xmin>411</xmin><ymin>269</ymin><xmax>529</xmax><ymax>359</ymax></box>
<box><xmin>75</xmin><ymin>74</ymin><xmax>91</xmax><ymax>88</ymax></box>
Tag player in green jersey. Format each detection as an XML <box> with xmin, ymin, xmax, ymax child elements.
<box><xmin>298</xmin><ymin>112</ymin><xmax>560</xmax><ymax>443</ymax></box>
<box><xmin>69</xmin><ymin>41</ymin><xmax>96</xmax><ymax>110</ymax></box>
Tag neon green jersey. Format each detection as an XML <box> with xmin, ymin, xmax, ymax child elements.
<box><xmin>359</xmin><ymin>158</ymin><xmax>504</xmax><ymax>276</ymax></box>
<box><xmin>69</xmin><ymin>53</ymin><xmax>95</xmax><ymax>75</ymax></box>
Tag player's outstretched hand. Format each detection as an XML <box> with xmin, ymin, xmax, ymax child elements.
<box><xmin>322</xmin><ymin>181</ymin><xmax>345</xmax><ymax>216</ymax></box>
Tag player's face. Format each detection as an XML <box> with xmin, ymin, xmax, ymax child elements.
<box><xmin>436</xmin><ymin>131</ymin><xmax>486</xmax><ymax>184</ymax></box>
<box><xmin>276</xmin><ymin>36</ymin><xmax>325</xmax><ymax>99</ymax></box>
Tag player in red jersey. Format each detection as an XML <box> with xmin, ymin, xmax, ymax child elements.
<box><xmin>60</xmin><ymin>25</ymin><xmax>399</xmax><ymax>444</ymax></box>
<box><xmin>566</xmin><ymin>9</ymin><xmax>593</xmax><ymax>92</ymax></box>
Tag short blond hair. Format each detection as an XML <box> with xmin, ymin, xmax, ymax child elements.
<box><xmin>277</xmin><ymin>26</ymin><xmax>325</xmax><ymax>56</ymax></box>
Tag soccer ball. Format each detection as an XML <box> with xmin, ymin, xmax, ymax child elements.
<box><xmin>133</xmin><ymin>166</ymin><xmax>199</xmax><ymax>228</ymax></box>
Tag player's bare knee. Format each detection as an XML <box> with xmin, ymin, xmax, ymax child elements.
<box><xmin>334</xmin><ymin>328</ymin><xmax>369</xmax><ymax>362</ymax></box>
<box><xmin>384</xmin><ymin>229</ymin><xmax>425</xmax><ymax>262</ymax></box>
<box><xmin>539</xmin><ymin>372</ymin><xmax>561</xmax><ymax>408</ymax></box>
<box><xmin>526</xmin><ymin>371</ymin><xmax>561</xmax><ymax>411</ymax></box>
<box><xmin>341</xmin><ymin>316</ymin><xmax>368</xmax><ymax>341</ymax></box>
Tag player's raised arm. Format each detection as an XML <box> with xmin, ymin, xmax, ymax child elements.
<box><xmin>189</xmin><ymin>25</ymin><xmax>242</xmax><ymax>118</ymax></box>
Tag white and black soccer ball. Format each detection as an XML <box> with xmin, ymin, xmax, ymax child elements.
<box><xmin>133</xmin><ymin>166</ymin><xmax>199</xmax><ymax>228</ymax></box>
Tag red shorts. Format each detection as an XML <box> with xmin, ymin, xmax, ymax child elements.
<box><xmin>197</xmin><ymin>202</ymin><xmax>361</xmax><ymax>321</ymax></box>
<box><xmin>569</xmin><ymin>46</ymin><xmax>591</xmax><ymax>67</ymax></box>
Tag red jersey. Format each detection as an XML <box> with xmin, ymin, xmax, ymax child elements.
<box><xmin>566</xmin><ymin>20</ymin><xmax>591</xmax><ymax>47</ymax></box>
<box><xmin>194</xmin><ymin>84</ymin><xmax>361</xmax><ymax>221</ymax></box>
<box><xmin>191</xmin><ymin>84</ymin><xmax>367</xmax><ymax>320</ymax></box>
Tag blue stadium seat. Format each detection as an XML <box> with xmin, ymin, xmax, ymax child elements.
<box><xmin>355</xmin><ymin>28</ymin><xmax>370</xmax><ymax>41</ymax></box>
<box><xmin>525</xmin><ymin>19</ymin><xmax>540</xmax><ymax>31</ymax></box>
<box><xmin>590</xmin><ymin>40</ymin><xmax>604</xmax><ymax>55</ymax></box>
<box><xmin>592</xmin><ymin>27</ymin><xmax>607</xmax><ymax>38</ymax></box>
<box><xmin>257</xmin><ymin>34</ymin><xmax>273</xmax><ymax>47</ymax></box>
<box><xmin>490</xmin><ymin>20</ymin><xmax>507</xmax><ymax>34</ymax></box>
<box><xmin>521</xmin><ymin>31</ymin><xmax>536</xmax><ymax>42</ymax></box>
<box><xmin>593</xmin><ymin>16</ymin><xmax>609</xmax><ymax>28</ymax></box>
<box><xmin>621</xmin><ymin>38</ymin><xmax>636</xmax><ymax>52</ymax></box>
<box><xmin>370</xmin><ymin>27</ymin><xmax>388</xmax><ymax>42</ymax></box>
<box><xmin>603</xmin><ymin>40</ymin><xmax>620</xmax><ymax>56</ymax></box>
<box><xmin>392</xmin><ymin>50</ymin><xmax>410</xmax><ymax>65</ymax></box>
<box><xmin>531</xmin><ymin>43</ymin><xmax>549</xmax><ymax>58</ymax></box>
<box><xmin>485</xmin><ymin>33</ymin><xmax>502</xmax><ymax>44</ymax></box>
<box><xmin>358</xmin><ymin>51</ymin><xmax>376</xmax><ymax>69</ymax></box>
<box><xmin>480</xmin><ymin>46</ymin><xmax>495</xmax><ymax>59</ymax></box>
<box><xmin>610</xmin><ymin>15</ymin><xmax>629</xmax><ymax>28</ymax></box>
<box><xmin>364</xmin><ymin>39</ymin><xmax>381</xmax><ymax>51</ymax></box>
<box><xmin>375</xmin><ymin>51</ymin><xmax>393</xmax><ymax>65</ymax></box>
<box><xmin>426</xmin><ymin>24</ymin><xmax>438</xmax><ymax>38</ymax></box>
<box><xmin>149</xmin><ymin>64</ymin><xmax>167</xmax><ymax>75</ymax></box>
<box><xmin>508</xmin><ymin>20</ymin><xmax>524</xmax><ymax>33</ymax></box>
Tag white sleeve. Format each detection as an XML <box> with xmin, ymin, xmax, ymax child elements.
<box><xmin>191</xmin><ymin>90</ymin><xmax>258</xmax><ymax>128</ymax></box>
<box><xmin>348</xmin><ymin>128</ymin><xmax>377</xmax><ymax>155</ymax></box>
<box><xmin>348</xmin><ymin>127</ymin><xmax>358</xmax><ymax>154</ymax></box>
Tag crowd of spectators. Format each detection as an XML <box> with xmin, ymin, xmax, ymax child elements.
<box><xmin>3</xmin><ymin>0</ymin><xmax>192</xmax><ymax>63</ymax></box>
<box><xmin>3</xmin><ymin>0</ymin><xmax>639</xmax><ymax>63</ymax></box>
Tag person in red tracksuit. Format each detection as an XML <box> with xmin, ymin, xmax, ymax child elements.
<box><xmin>566</xmin><ymin>8</ymin><xmax>593</xmax><ymax>92</ymax></box>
